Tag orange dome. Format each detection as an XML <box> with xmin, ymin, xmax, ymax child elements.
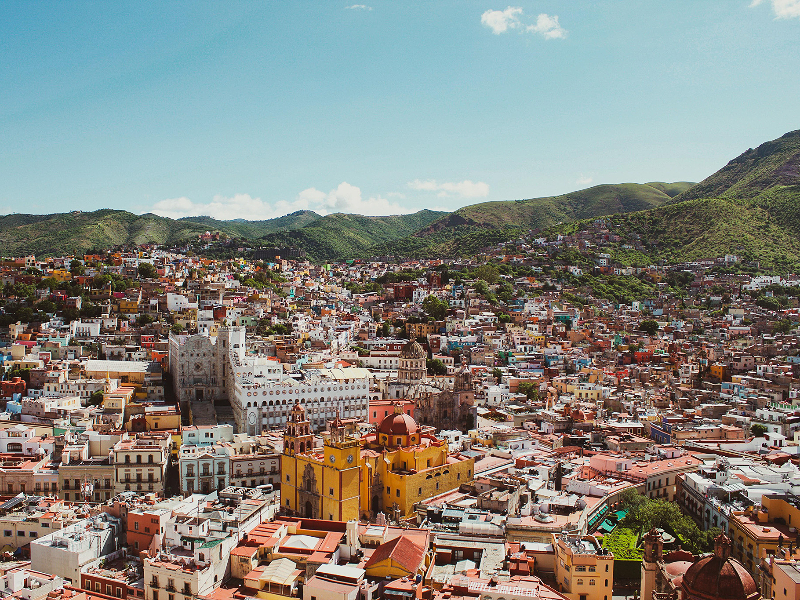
<box><xmin>682</xmin><ymin>549</ymin><xmax>759</xmax><ymax>600</ymax></box>
<box><xmin>378</xmin><ymin>412</ymin><xmax>419</xmax><ymax>436</ymax></box>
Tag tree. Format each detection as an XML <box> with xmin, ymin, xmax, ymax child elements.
<box><xmin>88</xmin><ymin>390</ymin><xmax>105</xmax><ymax>406</ymax></box>
<box><xmin>170</xmin><ymin>323</ymin><xmax>185</xmax><ymax>335</ymax></box>
<box><xmin>69</xmin><ymin>260</ymin><xmax>85</xmax><ymax>276</ymax></box>
<box><xmin>620</xmin><ymin>489</ymin><xmax>714</xmax><ymax>554</ymax></box>
<box><xmin>427</xmin><ymin>358</ymin><xmax>447</xmax><ymax>376</ymax></box>
<box><xmin>137</xmin><ymin>314</ymin><xmax>155</xmax><ymax>326</ymax></box>
<box><xmin>93</xmin><ymin>274</ymin><xmax>112</xmax><ymax>289</ymax></box>
<box><xmin>517</xmin><ymin>381</ymin><xmax>539</xmax><ymax>402</ymax></box>
<box><xmin>491</xmin><ymin>368</ymin><xmax>503</xmax><ymax>383</ymax></box>
<box><xmin>639</xmin><ymin>319</ymin><xmax>659</xmax><ymax>336</ymax></box>
<box><xmin>750</xmin><ymin>423</ymin><xmax>768</xmax><ymax>437</ymax></box>
<box><xmin>422</xmin><ymin>295</ymin><xmax>448</xmax><ymax>321</ymax></box>
<box><xmin>472</xmin><ymin>265</ymin><xmax>500</xmax><ymax>284</ymax></box>
<box><xmin>774</xmin><ymin>319</ymin><xmax>795</xmax><ymax>334</ymax></box>
<box><xmin>137</xmin><ymin>263</ymin><xmax>158</xmax><ymax>279</ymax></box>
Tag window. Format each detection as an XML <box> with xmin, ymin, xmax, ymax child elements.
<box><xmin>576</xmin><ymin>566</ymin><xmax>586</xmax><ymax>572</ymax></box>
<box><xmin>590</xmin><ymin>580</ymin><xmax>596</xmax><ymax>586</ymax></box>
<box><xmin>135</xmin><ymin>522</ymin><xmax>139</xmax><ymax>530</ymax></box>
<box><xmin>577</xmin><ymin>579</ymin><xmax>584</xmax><ymax>586</ymax></box>
<box><xmin>329</xmin><ymin>488</ymin><xmax>334</xmax><ymax>496</ymax></box>
<box><xmin>588</xmin><ymin>566</ymin><xmax>596</xmax><ymax>572</ymax></box>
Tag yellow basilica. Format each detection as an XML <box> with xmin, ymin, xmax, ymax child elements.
<box><xmin>281</xmin><ymin>402</ymin><xmax>475</xmax><ymax>521</ymax></box>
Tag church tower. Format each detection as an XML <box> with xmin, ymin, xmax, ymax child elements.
<box><xmin>398</xmin><ymin>340</ymin><xmax>427</xmax><ymax>384</ymax></box>
<box><xmin>284</xmin><ymin>403</ymin><xmax>313</xmax><ymax>456</ymax></box>
<box><xmin>641</xmin><ymin>528</ymin><xmax>664</xmax><ymax>600</ymax></box>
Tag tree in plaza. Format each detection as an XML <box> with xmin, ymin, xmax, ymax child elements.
<box><xmin>620</xmin><ymin>488</ymin><xmax>719</xmax><ymax>554</ymax></box>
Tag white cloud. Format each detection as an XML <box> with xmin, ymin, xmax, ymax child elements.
<box><xmin>149</xmin><ymin>183</ymin><xmax>411</xmax><ymax>221</ymax></box>
<box><xmin>576</xmin><ymin>175</ymin><xmax>593</xmax><ymax>186</ymax></box>
<box><xmin>345</xmin><ymin>4</ymin><xmax>372</xmax><ymax>10</ymax></box>
<box><xmin>482</xmin><ymin>6</ymin><xmax>566</xmax><ymax>38</ymax></box>
<box><xmin>751</xmin><ymin>0</ymin><xmax>800</xmax><ymax>18</ymax></box>
<box><xmin>527</xmin><ymin>13</ymin><xmax>567</xmax><ymax>38</ymax></box>
<box><xmin>407</xmin><ymin>179</ymin><xmax>490</xmax><ymax>198</ymax></box>
<box><xmin>299</xmin><ymin>182</ymin><xmax>410</xmax><ymax>215</ymax></box>
<box><xmin>481</xmin><ymin>6</ymin><xmax>524</xmax><ymax>34</ymax></box>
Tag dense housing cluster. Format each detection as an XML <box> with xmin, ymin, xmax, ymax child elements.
<box><xmin>0</xmin><ymin>245</ymin><xmax>799</xmax><ymax>600</ymax></box>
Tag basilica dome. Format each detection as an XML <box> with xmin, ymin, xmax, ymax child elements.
<box><xmin>681</xmin><ymin>535</ymin><xmax>759</xmax><ymax>600</ymax></box>
<box><xmin>400</xmin><ymin>340</ymin><xmax>426</xmax><ymax>359</ymax></box>
<box><xmin>377</xmin><ymin>402</ymin><xmax>420</xmax><ymax>447</ymax></box>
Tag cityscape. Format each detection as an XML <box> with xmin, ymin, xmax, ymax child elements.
<box><xmin>2</xmin><ymin>2</ymin><xmax>800</xmax><ymax>600</ymax></box>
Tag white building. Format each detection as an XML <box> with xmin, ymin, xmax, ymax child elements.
<box><xmin>30</xmin><ymin>513</ymin><xmax>122</xmax><ymax>584</ymax></box>
<box><xmin>233</xmin><ymin>365</ymin><xmax>370</xmax><ymax>435</ymax></box>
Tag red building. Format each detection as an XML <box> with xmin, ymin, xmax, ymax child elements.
<box><xmin>1</xmin><ymin>377</ymin><xmax>26</xmax><ymax>398</ymax></box>
<box><xmin>127</xmin><ymin>506</ymin><xmax>170</xmax><ymax>554</ymax></box>
<box><xmin>368</xmin><ymin>399</ymin><xmax>415</xmax><ymax>426</ymax></box>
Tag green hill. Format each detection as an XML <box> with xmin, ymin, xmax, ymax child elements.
<box><xmin>0</xmin><ymin>209</ymin><xmax>320</xmax><ymax>257</ymax></box>
<box><xmin>645</xmin><ymin>181</ymin><xmax>695</xmax><ymax>197</ymax></box>
<box><xmin>674</xmin><ymin>129</ymin><xmax>800</xmax><ymax>202</ymax></box>
<box><xmin>557</xmin><ymin>130</ymin><xmax>800</xmax><ymax>271</ymax></box>
<box><xmin>176</xmin><ymin>210</ymin><xmax>320</xmax><ymax>238</ymax></box>
<box><xmin>257</xmin><ymin>210</ymin><xmax>447</xmax><ymax>262</ymax></box>
<box><xmin>374</xmin><ymin>182</ymin><xmax>683</xmax><ymax>259</ymax></box>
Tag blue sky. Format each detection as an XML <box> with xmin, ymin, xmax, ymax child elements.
<box><xmin>1</xmin><ymin>0</ymin><xmax>799</xmax><ymax>219</ymax></box>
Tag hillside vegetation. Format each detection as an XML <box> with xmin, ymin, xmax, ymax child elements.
<box><xmin>257</xmin><ymin>210</ymin><xmax>448</xmax><ymax>262</ymax></box>
<box><xmin>674</xmin><ymin>129</ymin><xmax>800</xmax><ymax>201</ymax></box>
<box><xmin>374</xmin><ymin>182</ymin><xmax>684</xmax><ymax>259</ymax></box>
<box><xmin>557</xmin><ymin>131</ymin><xmax>800</xmax><ymax>271</ymax></box>
<box><xmin>0</xmin><ymin>210</ymin><xmax>319</xmax><ymax>257</ymax></box>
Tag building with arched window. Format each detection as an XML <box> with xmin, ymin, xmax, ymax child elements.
<box><xmin>280</xmin><ymin>402</ymin><xmax>474</xmax><ymax>521</ymax></box>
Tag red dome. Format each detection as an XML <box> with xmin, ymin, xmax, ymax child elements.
<box><xmin>378</xmin><ymin>412</ymin><xmax>419</xmax><ymax>436</ymax></box>
<box><xmin>682</xmin><ymin>555</ymin><xmax>759</xmax><ymax>600</ymax></box>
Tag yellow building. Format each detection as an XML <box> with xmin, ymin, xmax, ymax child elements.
<box><xmin>51</xmin><ymin>269</ymin><xmax>72</xmax><ymax>282</ymax></box>
<box><xmin>281</xmin><ymin>405</ymin><xmax>362</xmax><ymax>522</ymax></box>
<box><xmin>118</xmin><ymin>299</ymin><xmax>140</xmax><ymax>314</ymax></box>
<box><xmin>406</xmin><ymin>321</ymin><xmax>437</xmax><ymax>340</ymax></box>
<box><xmin>102</xmin><ymin>386</ymin><xmax>136</xmax><ymax>413</ymax></box>
<box><xmin>85</xmin><ymin>359</ymin><xmax>153</xmax><ymax>392</ymax></box>
<box><xmin>728</xmin><ymin>495</ymin><xmax>797</xmax><ymax>574</ymax></box>
<box><xmin>553</xmin><ymin>534</ymin><xmax>614</xmax><ymax>600</ymax></box>
<box><xmin>361</xmin><ymin>404</ymin><xmax>474</xmax><ymax>519</ymax></box>
<box><xmin>280</xmin><ymin>402</ymin><xmax>475</xmax><ymax>521</ymax></box>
